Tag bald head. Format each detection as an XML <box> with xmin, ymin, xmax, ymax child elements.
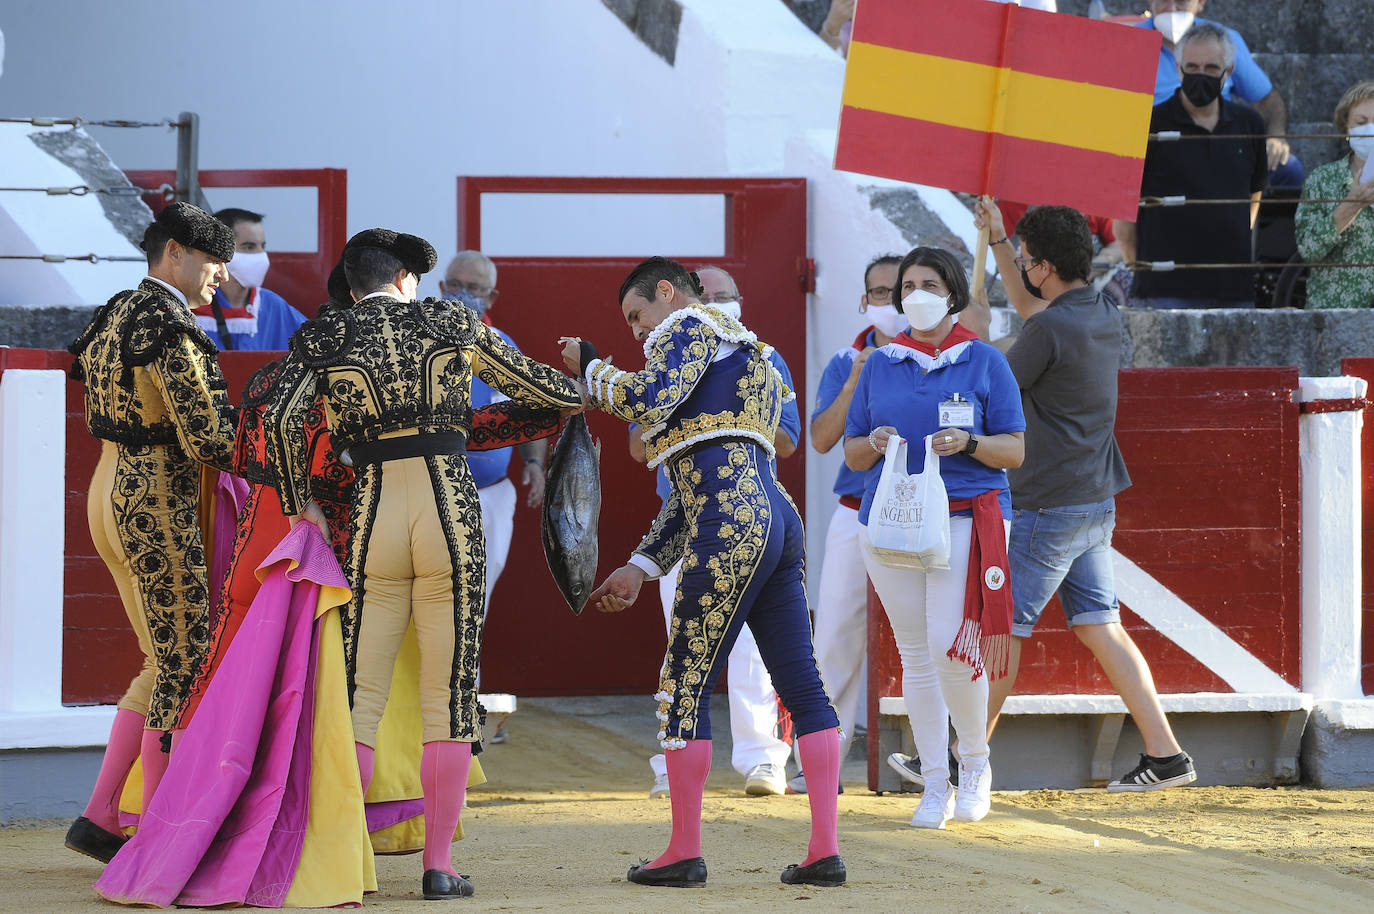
<box><xmin>439</xmin><ymin>250</ymin><xmax>499</xmax><ymax>312</ymax></box>
<box><xmin>695</xmin><ymin>266</ymin><xmax>741</xmax><ymax>307</ymax></box>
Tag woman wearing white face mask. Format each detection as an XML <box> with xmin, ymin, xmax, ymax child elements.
<box><xmin>840</xmin><ymin>246</ymin><xmax>1025</xmax><ymax>830</ymax></box>
<box><xmin>1295</xmin><ymin>80</ymin><xmax>1374</xmax><ymax>310</ymax></box>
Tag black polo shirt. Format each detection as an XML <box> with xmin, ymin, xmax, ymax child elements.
<box><xmin>1133</xmin><ymin>91</ymin><xmax>1268</xmax><ymax>302</ymax></box>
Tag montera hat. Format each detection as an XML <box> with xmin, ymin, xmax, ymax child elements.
<box><xmin>342</xmin><ymin>228</ymin><xmax>438</xmax><ymax>277</ymax></box>
<box><xmin>141</xmin><ymin>201</ymin><xmax>237</xmax><ymax>262</ymax></box>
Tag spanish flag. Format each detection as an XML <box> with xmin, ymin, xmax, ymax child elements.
<box><xmin>835</xmin><ymin>0</ymin><xmax>1160</xmax><ymax>221</ymax></box>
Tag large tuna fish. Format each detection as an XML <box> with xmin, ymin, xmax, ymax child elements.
<box><xmin>541</xmin><ymin>413</ymin><xmax>602</xmax><ymax>614</ymax></box>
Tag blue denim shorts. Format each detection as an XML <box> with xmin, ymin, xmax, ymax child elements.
<box><xmin>1008</xmin><ymin>497</ymin><xmax>1120</xmax><ymax>638</ymax></box>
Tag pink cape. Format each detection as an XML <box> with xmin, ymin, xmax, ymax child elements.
<box><xmin>96</xmin><ymin>522</ymin><xmax>350</xmax><ymax>908</ymax></box>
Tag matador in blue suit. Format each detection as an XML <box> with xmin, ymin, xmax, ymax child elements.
<box><xmin>561</xmin><ymin>257</ymin><xmax>845</xmax><ymax>891</ymax></box>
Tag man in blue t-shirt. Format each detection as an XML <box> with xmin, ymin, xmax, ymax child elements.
<box><xmin>629</xmin><ymin>265</ymin><xmax>802</xmax><ymax>800</ymax></box>
<box><xmin>788</xmin><ymin>254</ymin><xmax>902</xmax><ymax>794</ymax></box>
<box><xmin>1137</xmin><ymin>0</ymin><xmax>1302</xmax><ymax>187</ymax></box>
<box><xmin>438</xmin><ymin>250</ymin><xmax>549</xmax><ymax>744</ymax></box>
<box><xmin>193</xmin><ymin>208</ymin><xmax>307</xmax><ymax>350</ymax></box>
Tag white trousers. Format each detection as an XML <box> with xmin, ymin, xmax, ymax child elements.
<box><xmin>649</xmin><ymin>559</ymin><xmax>792</xmax><ymax>778</ymax></box>
<box><xmin>861</xmin><ymin>517</ymin><xmax>1005</xmax><ymax>781</ymax></box>
<box><xmin>810</xmin><ymin>504</ymin><xmax>869</xmax><ymax>761</ymax></box>
<box><xmin>476</xmin><ymin>478</ymin><xmax>516</xmax><ymax>689</ymax></box>
<box><xmin>478</xmin><ymin>477</ymin><xmax>517</xmax><ymax>607</ymax></box>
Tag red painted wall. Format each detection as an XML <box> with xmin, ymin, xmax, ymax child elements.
<box><xmin>866</xmin><ymin>366</ymin><xmax>1303</xmax><ymax>753</ymax></box>
<box><xmin>1340</xmin><ymin>357</ymin><xmax>1374</xmax><ymax>696</ymax></box>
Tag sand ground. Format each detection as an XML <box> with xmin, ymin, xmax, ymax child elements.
<box><xmin>5</xmin><ymin>696</ymin><xmax>1371</xmax><ymax>913</ymax></box>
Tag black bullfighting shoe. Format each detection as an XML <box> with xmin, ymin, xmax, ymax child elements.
<box><xmin>626</xmin><ymin>856</ymin><xmax>707</xmax><ymax>887</ymax></box>
<box><xmin>64</xmin><ymin>816</ymin><xmax>128</xmax><ymax>864</ymax></box>
<box><xmin>780</xmin><ymin>854</ymin><xmax>847</xmax><ymax>887</ymax></box>
<box><xmin>422</xmin><ymin>869</ymin><xmax>475</xmax><ymax>899</ymax></box>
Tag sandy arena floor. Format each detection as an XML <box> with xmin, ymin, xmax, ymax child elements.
<box><xmin>4</xmin><ymin>698</ymin><xmax>1371</xmax><ymax>913</ymax></box>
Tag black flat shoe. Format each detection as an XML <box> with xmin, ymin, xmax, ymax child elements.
<box><xmin>626</xmin><ymin>856</ymin><xmax>707</xmax><ymax>887</ymax></box>
<box><xmin>422</xmin><ymin>869</ymin><xmax>475</xmax><ymax>899</ymax></box>
<box><xmin>781</xmin><ymin>854</ymin><xmax>846</xmax><ymax>887</ymax></box>
<box><xmin>64</xmin><ymin>816</ymin><xmax>128</xmax><ymax>864</ymax></box>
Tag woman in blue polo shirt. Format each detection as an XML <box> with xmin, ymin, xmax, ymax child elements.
<box><xmin>843</xmin><ymin>246</ymin><xmax>1024</xmax><ymax>830</ymax></box>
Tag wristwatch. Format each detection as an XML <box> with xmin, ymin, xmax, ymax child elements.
<box><xmin>962</xmin><ymin>434</ymin><xmax>979</xmax><ymax>456</ymax></box>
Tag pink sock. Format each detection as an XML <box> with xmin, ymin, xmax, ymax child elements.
<box><xmin>169</xmin><ymin>728</ymin><xmax>185</xmax><ymax>755</ymax></box>
<box><xmin>421</xmin><ymin>741</ymin><xmax>472</xmax><ymax>876</ymax></box>
<box><xmin>139</xmin><ymin>728</ymin><xmax>170</xmax><ymax>813</ymax></box>
<box><xmin>355</xmin><ymin>742</ymin><xmax>375</xmax><ymax>795</ymax></box>
<box><xmin>650</xmin><ymin>738</ymin><xmax>712</xmax><ymax>868</ymax></box>
<box><xmin>81</xmin><ymin>708</ymin><xmax>144</xmax><ymax>832</ymax></box>
<box><xmin>797</xmin><ymin>728</ymin><xmax>841</xmax><ymax>864</ymax></box>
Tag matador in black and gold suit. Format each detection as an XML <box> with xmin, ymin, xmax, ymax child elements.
<box><xmin>65</xmin><ymin>202</ymin><xmax>240</xmax><ymax>865</ymax></box>
<box><xmin>260</xmin><ymin>229</ymin><xmax>580</xmax><ymax>899</ymax></box>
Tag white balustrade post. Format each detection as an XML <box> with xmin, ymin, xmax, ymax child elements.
<box><xmin>1297</xmin><ymin>376</ymin><xmax>1367</xmax><ymax>700</ymax></box>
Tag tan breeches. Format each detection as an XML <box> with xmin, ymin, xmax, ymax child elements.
<box><xmin>350</xmin><ymin>455</ymin><xmax>477</xmax><ymax>747</ymax></box>
<box><xmin>89</xmin><ymin>443</ymin><xmax>158</xmax><ymax>721</ymax></box>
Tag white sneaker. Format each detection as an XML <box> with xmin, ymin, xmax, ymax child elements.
<box><xmin>744</xmin><ymin>763</ymin><xmax>785</xmax><ymax>796</ymax></box>
<box><xmin>909</xmin><ymin>779</ymin><xmax>955</xmax><ymax>829</ymax></box>
<box><xmin>953</xmin><ymin>758</ymin><xmax>991</xmax><ymax>822</ymax></box>
<box><xmin>649</xmin><ymin>772</ymin><xmax>670</xmax><ymax>799</ymax></box>
<box><xmin>786</xmin><ymin>772</ymin><xmax>808</xmax><ymax>794</ymax></box>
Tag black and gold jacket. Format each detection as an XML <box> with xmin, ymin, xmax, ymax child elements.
<box><xmin>68</xmin><ymin>278</ymin><xmax>237</xmax><ymax>471</ymax></box>
<box><xmin>263</xmin><ymin>295</ymin><xmax>582</xmax><ymax>514</ymax></box>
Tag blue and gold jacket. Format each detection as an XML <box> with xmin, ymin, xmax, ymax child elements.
<box><xmin>584</xmin><ymin>305</ymin><xmax>795</xmax><ymax>574</ymax></box>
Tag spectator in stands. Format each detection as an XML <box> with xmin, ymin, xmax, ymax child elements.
<box><xmin>1139</xmin><ymin>0</ymin><xmax>1303</xmax><ymax>188</ymax></box>
<box><xmin>193</xmin><ymin>208</ymin><xmax>307</xmax><ymax>350</ymax></box>
<box><xmin>1114</xmin><ymin>23</ymin><xmax>1268</xmax><ymax>309</ymax></box>
<box><xmin>1295</xmin><ymin>80</ymin><xmax>1374</xmax><ymax>310</ymax></box>
<box><xmin>437</xmin><ymin>250</ymin><xmax>548</xmax><ymax>744</ymax></box>
<box><xmin>985</xmin><ymin>205</ymin><xmax>1197</xmax><ymax>793</ymax></box>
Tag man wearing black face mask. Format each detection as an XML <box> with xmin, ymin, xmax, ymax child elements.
<box><xmin>1114</xmin><ymin>22</ymin><xmax>1267</xmax><ymax>310</ymax></box>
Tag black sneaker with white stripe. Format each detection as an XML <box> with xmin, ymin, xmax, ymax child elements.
<box><xmin>1107</xmin><ymin>752</ymin><xmax>1198</xmax><ymax>792</ymax></box>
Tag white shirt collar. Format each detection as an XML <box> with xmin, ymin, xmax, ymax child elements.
<box><xmin>144</xmin><ymin>275</ymin><xmax>188</xmax><ymax>307</ymax></box>
<box><xmin>355</xmin><ymin>290</ymin><xmax>401</xmax><ymax>304</ymax></box>
<box><xmin>879</xmin><ymin>339</ymin><xmax>974</xmax><ymax>373</ymax></box>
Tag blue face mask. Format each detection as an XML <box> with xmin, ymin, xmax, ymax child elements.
<box><xmin>447</xmin><ymin>288</ymin><xmax>487</xmax><ymax>318</ymax></box>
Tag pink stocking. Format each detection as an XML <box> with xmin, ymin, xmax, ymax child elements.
<box><xmin>138</xmin><ymin>728</ymin><xmax>170</xmax><ymax>812</ymax></box>
<box><xmin>649</xmin><ymin>738</ymin><xmax>712</xmax><ymax>868</ymax></box>
<box><xmin>81</xmin><ymin>708</ymin><xmax>144</xmax><ymax>832</ymax></box>
<box><xmin>798</xmin><ymin>728</ymin><xmax>841</xmax><ymax>864</ymax></box>
<box><xmin>421</xmin><ymin>741</ymin><xmax>472</xmax><ymax>876</ymax></box>
<box><xmin>355</xmin><ymin>742</ymin><xmax>375</xmax><ymax>795</ymax></box>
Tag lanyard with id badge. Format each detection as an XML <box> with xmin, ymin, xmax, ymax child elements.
<box><xmin>938</xmin><ymin>392</ymin><xmax>975</xmax><ymax>429</ymax></box>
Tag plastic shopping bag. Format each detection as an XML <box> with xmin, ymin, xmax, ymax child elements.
<box><xmin>867</xmin><ymin>435</ymin><xmax>951</xmax><ymax>571</ymax></box>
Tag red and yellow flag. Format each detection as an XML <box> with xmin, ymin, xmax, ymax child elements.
<box><xmin>835</xmin><ymin>0</ymin><xmax>1160</xmax><ymax>221</ymax></box>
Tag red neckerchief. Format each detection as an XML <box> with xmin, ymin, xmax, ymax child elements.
<box><xmin>890</xmin><ymin>322</ymin><xmax>979</xmax><ymax>357</ymax></box>
<box><xmin>946</xmin><ymin>491</ymin><xmax>1013</xmax><ymax>681</ymax></box>
<box><xmin>851</xmin><ymin>325</ymin><xmax>875</xmax><ymax>351</ymax></box>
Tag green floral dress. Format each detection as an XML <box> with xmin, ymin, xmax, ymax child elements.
<box><xmin>1295</xmin><ymin>156</ymin><xmax>1374</xmax><ymax>309</ymax></box>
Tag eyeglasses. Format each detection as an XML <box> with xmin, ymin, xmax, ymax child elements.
<box><xmin>700</xmin><ymin>292</ymin><xmax>738</xmax><ymax>304</ymax></box>
<box><xmin>1013</xmin><ymin>256</ymin><xmax>1042</xmax><ymax>272</ymax></box>
<box><xmin>443</xmin><ymin>280</ymin><xmax>496</xmax><ymax>298</ymax></box>
<box><xmin>864</xmin><ymin>285</ymin><xmax>893</xmax><ymax>303</ymax></box>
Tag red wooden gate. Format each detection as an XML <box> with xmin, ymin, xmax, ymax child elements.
<box><xmin>123</xmin><ymin>168</ymin><xmax>347</xmax><ymax>318</ymax></box>
<box><xmin>457</xmin><ymin>176</ymin><xmax>810</xmax><ymax>695</ymax></box>
<box><xmin>867</xmin><ymin>367</ymin><xmax>1303</xmax><ymax>751</ymax></box>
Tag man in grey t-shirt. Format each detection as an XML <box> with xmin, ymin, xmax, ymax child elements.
<box><xmin>984</xmin><ymin>204</ymin><xmax>1196</xmax><ymax>793</ymax></box>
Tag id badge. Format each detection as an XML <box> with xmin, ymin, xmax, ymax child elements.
<box><xmin>938</xmin><ymin>393</ymin><xmax>975</xmax><ymax>428</ymax></box>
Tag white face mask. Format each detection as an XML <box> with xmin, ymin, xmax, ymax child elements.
<box><xmin>227</xmin><ymin>250</ymin><xmax>270</xmax><ymax>290</ymax></box>
<box><xmin>1349</xmin><ymin>123</ymin><xmax>1374</xmax><ymax>161</ymax></box>
<box><xmin>864</xmin><ymin>304</ymin><xmax>907</xmax><ymax>338</ymax></box>
<box><xmin>1153</xmin><ymin>10</ymin><xmax>1195</xmax><ymax>45</ymax></box>
<box><xmin>901</xmin><ymin>289</ymin><xmax>952</xmax><ymax>333</ymax></box>
<box><xmin>710</xmin><ymin>299</ymin><xmax>742</xmax><ymax>320</ymax></box>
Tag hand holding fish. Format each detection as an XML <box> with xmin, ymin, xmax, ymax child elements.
<box><xmin>587</xmin><ymin>563</ymin><xmax>646</xmax><ymax>613</ymax></box>
<box><xmin>559</xmin><ymin>337</ymin><xmax>583</xmax><ymax>375</ymax></box>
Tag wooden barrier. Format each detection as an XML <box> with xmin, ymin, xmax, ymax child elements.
<box><xmin>1340</xmin><ymin>357</ymin><xmax>1374</xmax><ymax>696</ymax></box>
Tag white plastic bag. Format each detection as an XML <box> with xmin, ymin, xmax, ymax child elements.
<box><xmin>867</xmin><ymin>434</ymin><xmax>951</xmax><ymax>571</ymax></box>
